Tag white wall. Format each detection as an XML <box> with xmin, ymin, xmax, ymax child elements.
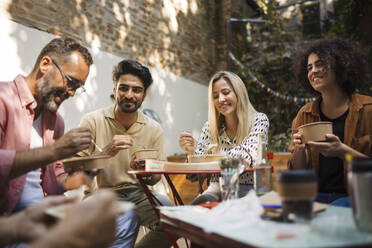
<box><xmin>0</xmin><ymin>17</ymin><xmax>208</xmax><ymax>156</ymax></box>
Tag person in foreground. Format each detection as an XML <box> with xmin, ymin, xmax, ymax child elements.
<box><xmin>0</xmin><ymin>190</ymin><xmax>118</xmax><ymax>248</ymax></box>
<box><xmin>289</xmin><ymin>38</ymin><xmax>372</xmax><ymax>207</ymax></box>
<box><xmin>179</xmin><ymin>71</ymin><xmax>269</xmax><ymax>204</ymax></box>
<box><xmin>0</xmin><ymin>37</ymin><xmax>93</xmax><ymax>216</ymax></box>
<box><xmin>78</xmin><ymin>59</ymin><xmax>172</xmax><ymax>248</ymax></box>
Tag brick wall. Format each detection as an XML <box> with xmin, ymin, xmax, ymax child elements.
<box><xmin>4</xmin><ymin>0</ymin><xmax>234</xmax><ymax>84</ymax></box>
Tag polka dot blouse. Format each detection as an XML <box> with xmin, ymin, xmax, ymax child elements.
<box><xmin>195</xmin><ymin>112</ymin><xmax>269</xmax><ymax>185</ymax></box>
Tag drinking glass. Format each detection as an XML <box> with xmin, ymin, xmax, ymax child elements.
<box><xmin>254</xmin><ymin>166</ymin><xmax>272</xmax><ymax>196</ymax></box>
<box><xmin>219</xmin><ymin>158</ymin><xmax>243</xmax><ymax>201</ymax></box>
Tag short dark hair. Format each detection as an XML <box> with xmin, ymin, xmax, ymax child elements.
<box><xmin>292</xmin><ymin>38</ymin><xmax>367</xmax><ymax>96</ymax></box>
<box><xmin>112</xmin><ymin>59</ymin><xmax>153</xmax><ymax>91</ymax></box>
<box><xmin>33</xmin><ymin>37</ymin><xmax>93</xmax><ymax>71</ymax></box>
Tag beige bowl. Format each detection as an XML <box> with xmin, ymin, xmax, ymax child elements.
<box><xmin>63</xmin><ymin>154</ymin><xmax>111</xmax><ymax>171</ymax></box>
<box><xmin>298</xmin><ymin>121</ymin><xmax>333</xmax><ymax>143</ymax></box>
<box><xmin>187</xmin><ymin>154</ymin><xmax>225</xmax><ymax>163</ymax></box>
<box><xmin>134</xmin><ymin>149</ymin><xmax>159</xmax><ymax>159</ymax></box>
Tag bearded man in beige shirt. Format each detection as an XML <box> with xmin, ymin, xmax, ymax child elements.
<box><xmin>78</xmin><ymin>60</ymin><xmax>172</xmax><ymax>248</ymax></box>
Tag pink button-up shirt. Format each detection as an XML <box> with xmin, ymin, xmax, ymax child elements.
<box><xmin>0</xmin><ymin>75</ymin><xmax>65</xmax><ymax>215</ymax></box>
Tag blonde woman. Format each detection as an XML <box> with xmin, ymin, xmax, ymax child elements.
<box><xmin>179</xmin><ymin>71</ymin><xmax>269</xmax><ymax>204</ymax></box>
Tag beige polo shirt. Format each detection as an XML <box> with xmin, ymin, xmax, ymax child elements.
<box><xmin>78</xmin><ymin>104</ymin><xmax>165</xmax><ymax>190</ymax></box>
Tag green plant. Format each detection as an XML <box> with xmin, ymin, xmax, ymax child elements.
<box><xmin>232</xmin><ymin>0</ymin><xmax>307</xmax><ymax>152</ymax></box>
<box><xmin>325</xmin><ymin>0</ymin><xmax>372</xmax><ymax>95</ymax></box>
<box><xmin>269</xmin><ymin>130</ymin><xmax>291</xmax><ymax>152</ymax></box>
<box><xmin>231</xmin><ymin>0</ymin><xmax>372</xmax><ymax>152</ymax></box>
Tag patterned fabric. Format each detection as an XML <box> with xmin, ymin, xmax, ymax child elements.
<box><xmin>195</xmin><ymin>112</ymin><xmax>269</xmax><ymax>184</ymax></box>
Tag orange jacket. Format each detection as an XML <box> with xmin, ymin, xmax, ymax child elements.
<box><xmin>288</xmin><ymin>93</ymin><xmax>372</xmax><ymax>177</ymax></box>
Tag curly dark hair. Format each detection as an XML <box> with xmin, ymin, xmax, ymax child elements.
<box><xmin>292</xmin><ymin>38</ymin><xmax>367</xmax><ymax>96</ymax></box>
<box><xmin>33</xmin><ymin>37</ymin><xmax>93</xmax><ymax>71</ymax></box>
<box><xmin>112</xmin><ymin>59</ymin><xmax>153</xmax><ymax>91</ymax></box>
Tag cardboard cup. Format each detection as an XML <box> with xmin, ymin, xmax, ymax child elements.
<box><xmin>276</xmin><ymin>170</ymin><xmax>317</xmax><ymax>221</ymax></box>
<box><xmin>133</xmin><ymin>149</ymin><xmax>159</xmax><ymax>159</ymax></box>
<box><xmin>298</xmin><ymin>121</ymin><xmax>333</xmax><ymax>143</ymax></box>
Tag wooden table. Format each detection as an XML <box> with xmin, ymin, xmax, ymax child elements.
<box><xmin>128</xmin><ymin>170</ymin><xmax>210</xmax><ymax>248</ymax></box>
<box><xmin>128</xmin><ymin>168</ymin><xmax>254</xmax><ymax>248</ymax></box>
<box><xmin>159</xmin><ymin>205</ymin><xmax>372</xmax><ymax>248</ymax></box>
<box><xmin>160</xmin><ymin>212</ymin><xmax>252</xmax><ymax>248</ymax></box>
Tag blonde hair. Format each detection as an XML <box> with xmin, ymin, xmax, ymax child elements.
<box><xmin>208</xmin><ymin>71</ymin><xmax>257</xmax><ymax>148</ymax></box>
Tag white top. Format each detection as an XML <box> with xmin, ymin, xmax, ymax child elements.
<box><xmin>195</xmin><ymin>112</ymin><xmax>269</xmax><ymax>184</ymax></box>
<box><xmin>13</xmin><ymin>114</ymin><xmax>44</xmax><ymax>212</ymax></box>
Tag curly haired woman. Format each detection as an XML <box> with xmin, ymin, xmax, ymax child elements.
<box><xmin>289</xmin><ymin>38</ymin><xmax>372</xmax><ymax>207</ymax></box>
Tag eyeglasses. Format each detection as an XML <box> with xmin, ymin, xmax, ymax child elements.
<box><xmin>51</xmin><ymin>58</ymin><xmax>86</xmax><ymax>95</ymax></box>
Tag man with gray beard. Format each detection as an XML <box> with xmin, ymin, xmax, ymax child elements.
<box><xmin>0</xmin><ymin>37</ymin><xmax>93</xmax><ymax>216</ymax></box>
